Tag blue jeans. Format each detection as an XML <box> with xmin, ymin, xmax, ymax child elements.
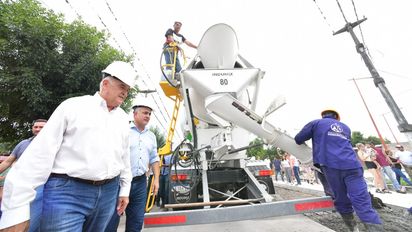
<box><xmin>391</xmin><ymin>167</ymin><xmax>412</xmax><ymax>186</ymax></box>
<box><xmin>293</xmin><ymin>166</ymin><xmax>301</xmax><ymax>185</ymax></box>
<box><xmin>163</xmin><ymin>45</ymin><xmax>182</xmax><ymax>73</ymax></box>
<box><xmin>321</xmin><ymin>166</ymin><xmax>381</xmax><ymax>224</ymax></box>
<box><xmin>28</xmin><ymin>185</ymin><xmax>43</xmax><ymax>232</ymax></box>
<box><xmin>106</xmin><ymin>176</ymin><xmax>147</xmax><ymax>232</ymax></box>
<box><xmin>284</xmin><ymin>167</ymin><xmax>292</xmax><ymax>183</ymax></box>
<box><xmin>159</xmin><ymin>174</ymin><xmax>169</xmax><ymax>205</ymax></box>
<box><xmin>274</xmin><ymin>169</ymin><xmax>283</xmax><ymax>181</ymax></box>
<box><xmin>41</xmin><ymin>176</ymin><xmax>119</xmax><ymax>232</ymax></box>
<box><xmin>380</xmin><ymin>165</ymin><xmax>401</xmax><ymax>190</ymax></box>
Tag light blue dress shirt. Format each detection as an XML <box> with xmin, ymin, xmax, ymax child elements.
<box><xmin>129</xmin><ymin>125</ymin><xmax>159</xmax><ymax>177</ymax></box>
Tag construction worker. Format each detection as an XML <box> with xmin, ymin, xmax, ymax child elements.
<box><xmin>295</xmin><ymin>109</ymin><xmax>383</xmax><ymax>232</ymax></box>
<box><xmin>163</xmin><ymin>21</ymin><xmax>197</xmax><ymax>73</ymax></box>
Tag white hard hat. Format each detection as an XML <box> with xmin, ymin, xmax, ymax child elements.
<box><xmin>102</xmin><ymin>61</ymin><xmax>136</xmax><ymax>87</ymax></box>
<box><xmin>133</xmin><ymin>103</ymin><xmax>154</xmax><ymax>111</ymax></box>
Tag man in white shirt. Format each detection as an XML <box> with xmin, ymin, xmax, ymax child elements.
<box><xmin>0</xmin><ymin>61</ymin><xmax>135</xmax><ymax>232</ymax></box>
<box><xmin>395</xmin><ymin>145</ymin><xmax>412</xmax><ymax>179</ymax></box>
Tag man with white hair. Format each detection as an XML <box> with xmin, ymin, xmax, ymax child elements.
<box><xmin>0</xmin><ymin>61</ymin><xmax>135</xmax><ymax>232</ymax></box>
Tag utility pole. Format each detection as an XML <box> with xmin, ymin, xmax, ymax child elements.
<box><xmin>334</xmin><ymin>18</ymin><xmax>412</xmax><ymax>146</ymax></box>
<box><xmin>351</xmin><ymin>78</ymin><xmax>387</xmax><ymax>150</ymax></box>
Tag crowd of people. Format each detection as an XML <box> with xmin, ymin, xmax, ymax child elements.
<box><xmin>356</xmin><ymin>142</ymin><xmax>410</xmax><ymax>194</ymax></box>
<box><xmin>272</xmin><ymin>153</ymin><xmax>305</xmax><ymax>185</ymax></box>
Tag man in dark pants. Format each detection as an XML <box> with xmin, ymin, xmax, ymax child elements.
<box><xmin>272</xmin><ymin>156</ymin><xmax>283</xmax><ymax>182</ymax></box>
<box><xmin>295</xmin><ymin>109</ymin><xmax>383</xmax><ymax>232</ymax></box>
<box><xmin>106</xmin><ymin>104</ymin><xmax>160</xmax><ymax>232</ymax></box>
<box><xmin>159</xmin><ymin>155</ymin><xmax>172</xmax><ymax>208</ymax></box>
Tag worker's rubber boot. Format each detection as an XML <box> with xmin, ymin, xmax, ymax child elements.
<box><xmin>341</xmin><ymin>213</ymin><xmax>359</xmax><ymax>232</ymax></box>
<box><xmin>363</xmin><ymin>223</ymin><xmax>384</xmax><ymax>232</ymax></box>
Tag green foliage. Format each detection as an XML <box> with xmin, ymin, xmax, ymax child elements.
<box><xmin>246</xmin><ymin>138</ymin><xmax>282</xmax><ymax>160</ymax></box>
<box><xmin>246</xmin><ymin>138</ymin><xmax>265</xmax><ymax>159</ymax></box>
<box><xmin>351</xmin><ymin>131</ymin><xmax>391</xmax><ymax>147</ymax></box>
<box><xmin>351</xmin><ymin>131</ymin><xmax>365</xmax><ymax>146</ymax></box>
<box><xmin>0</xmin><ymin>0</ymin><xmax>135</xmax><ymax>148</ymax></box>
<box><xmin>149</xmin><ymin>126</ymin><xmax>166</xmax><ymax>149</ymax></box>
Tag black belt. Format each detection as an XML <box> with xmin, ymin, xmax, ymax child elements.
<box><xmin>132</xmin><ymin>174</ymin><xmax>146</xmax><ymax>182</ymax></box>
<box><xmin>50</xmin><ymin>173</ymin><xmax>116</xmax><ymax>186</ymax></box>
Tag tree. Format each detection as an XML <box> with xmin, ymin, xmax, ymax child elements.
<box><xmin>150</xmin><ymin>126</ymin><xmax>166</xmax><ymax>149</ymax></box>
<box><xmin>246</xmin><ymin>138</ymin><xmax>266</xmax><ymax>160</ymax></box>
<box><xmin>351</xmin><ymin>131</ymin><xmax>391</xmax><ymax>147</ymax></box>
<box><xmin>0</xmin><ymin>0</ymin><xmax>137</xmax><ymax>149</ymax></box>
<box><xmin>351</xmin><ymin>131</ymin><xmax>364</xmax><ymax>146</ymax></box>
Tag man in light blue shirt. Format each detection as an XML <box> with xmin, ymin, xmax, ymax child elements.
<box><xmin>106</xmin><ymin>104</ymin><xmax>160</xmax><ymax>232</ymax></box>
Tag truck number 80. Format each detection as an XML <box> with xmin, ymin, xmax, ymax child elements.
<box><xmin>220</xmin><ymin>79</ymin><xmax>228</xmax><ymax>85</ymax></box>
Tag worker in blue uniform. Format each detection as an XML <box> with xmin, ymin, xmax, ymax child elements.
<box><xmin>294</xmin><ymin>109</ymin><xmax>383</xmax><ymax>232</ymax></box>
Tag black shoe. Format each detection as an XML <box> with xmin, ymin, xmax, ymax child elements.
<box><xmin>375</xmin><ymin>189</ymin><xmax>384</xmax><ymax>194</ymax></box>
<box><xmin>382</xmin><ymin>189</ymin><xmax>392</xmax><ymax>194</ymax></box>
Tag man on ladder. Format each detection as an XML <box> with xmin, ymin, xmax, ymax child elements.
<box><xmin>163</xmin><ymin>21</ymin><xmax>197</xmax><ymax>74</ymax></box>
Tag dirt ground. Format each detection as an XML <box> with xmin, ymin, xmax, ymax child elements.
<box><xmin>275</xmin><ymin>185</ymin><xmax>412</xmax><ymax>232</ymax></box>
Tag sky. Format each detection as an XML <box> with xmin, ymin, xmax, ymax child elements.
<box><xmin>39</xmin><ymin>0</ymin><xmax>412</xmax><ymax>144</ymax></box>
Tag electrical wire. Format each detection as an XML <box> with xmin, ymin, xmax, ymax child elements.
<box><xmin>378</xmin><ymin>69</ymin><xmax>412</xmax><ymax>80</ymax></box>
<box><xmin>335</xmin><ymin>0</ymin><xmax>349</xmax><ymax>23</ymax></box>
<box><xmin>350</xmin><ymin>0</ymin><xmax>372</xmax><ymax>58</ymax></box>
<box><xmin>103</xmin><ymin>0</ymin><xmax>184</xmax><ymax>140</ymax></box>
<box><xmin>312</xmin><ymin>0</ymin><xmax>334</xmax><ymax>34</ymax></box>
<box><xmin>64</xmin><ymin>0</ymin><xmax>82</xmax><ymax>19</ymax></box>
<box><xmin>63</xmin><ymin>0</ymin><xmax>172</xmax><ymax>134</ymax></box>
<box><xmin>82</xmin><ymin>0</ymin><xmax>171</xmax><ymax>134</ymax></box>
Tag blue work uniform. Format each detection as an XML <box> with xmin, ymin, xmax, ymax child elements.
<box><xmin>295</xmin><ymin>115</ymin><xmax>381</xmax><ymax>225</ymax></box>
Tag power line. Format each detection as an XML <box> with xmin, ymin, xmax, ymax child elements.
<box><xmin>68</xmin><ymin>0</ymin><xmax>170</xmax><ymax>134</ymax></box>
<box><xmin>350</xmin><ymin>0</ymin><xmax>372</xmax><ymax>58</ymax></box>
<box><xmin>312</xmin><ymin>0</ymin><xmax>334</xmax><ymax>34</ymax></box>
<box><xmin>335</xmin><ymin>0</ymin><xmax>349</xmax><ymax>23</ymax></box>
<box><xmin>103</xmin><ymin>0</ymin><xmax>173</xmax><ymax>122</ymax></box>
<box><xmin>102</xmin><ymin>0</ymin><xmax>183</xmax><ymax>139</ymax></box>
<box><xmin>62</xmin><ymin>0</ymin><xmax>183</xmax><ymax>140</ymax></box>
<box><xmin>378</xmin><ymin>69</ymin><xmax>412</xmax><ymax>80</ymax></box>
<box><xmin>38</xmin><ymin>0</ymin><xmax>50</xmax><ymax>9</ymax></box>
<box><xmin>64</xmin><ymin>0</ymin><xmax>82</xmax><ymax>19</ymax></box>
<box><xmin>104</xmin><ymin>0</ymin><xmax>137</xmax><ymax>55</ymax></box>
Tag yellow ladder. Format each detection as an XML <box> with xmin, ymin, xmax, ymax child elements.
<box><xmin>146</xmin><ymin>46</ymin><xmax>183</xmax><ymax>211</ymax></box>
